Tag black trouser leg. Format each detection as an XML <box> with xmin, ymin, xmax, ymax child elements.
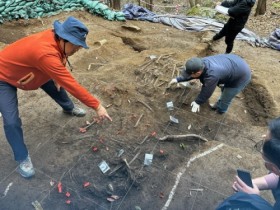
<box><xmin>213</xmin><ymin>23</ymin><xmax>229</xmax><ymax>40</ymax></box>
<box><xmin>225</xmin><ymin>27</ymin><xmax>243</xmax><ymax>53</ymax></box>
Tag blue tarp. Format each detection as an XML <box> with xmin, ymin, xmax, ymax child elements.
<box><xmin>122</xmin><ymin>3</ymin><xmax>280</xmax><ymax>51</ymax></box>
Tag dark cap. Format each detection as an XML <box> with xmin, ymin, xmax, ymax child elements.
<box><xmin>53</xmin><ymin>16</ymin><xmax>89</xmax><ymax>49</ymax></box>
<box><xmin>181</xmin><ymin>57</ymin><xmax>204</xmax><ymax>78</ymax></box>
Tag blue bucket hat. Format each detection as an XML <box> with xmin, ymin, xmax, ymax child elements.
<box><xmin>53</xmin><ymin>16</ymin><xmax>89</xmax><ymax>49</ymax></box>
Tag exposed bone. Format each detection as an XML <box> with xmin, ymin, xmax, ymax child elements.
<box><xmin>138</xmin><ymin>135</ymin><xmax>149</xmax><ymax>145</ymax></box>
<box><xmin>134</xmin><ymin>113</ymin><xmax>144</xmax><ymax>128</ymax></box>
<box><xmin>137</xmin><ymin>100</ymin><xmax>153</xmax><ymax>112</ymax></box>
<box><xmin>87</xmin><ymin>63</ymin><xmax>105</xmax><ymax>70</ymax></box>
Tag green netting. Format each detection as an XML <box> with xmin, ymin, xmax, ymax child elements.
<box><xmin>0</xmin><ymin>0</ymin><xmax>126</xmax><ymax>23</ymax></box>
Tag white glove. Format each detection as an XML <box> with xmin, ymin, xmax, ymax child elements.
<box><xmin>191</xmin><ymin>101</ymin><xmax>200</xmax><ymax>113</ymax></box>
<box><xmin>168</xmin><ymin>78</ymin><xmax>178</xmax><ymax>87</ymax></box>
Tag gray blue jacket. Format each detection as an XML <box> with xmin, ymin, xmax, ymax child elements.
<box><xmin>177</xmin><ymin>54</ymin><xmax>251</xmax><ymax>105</ymax></box>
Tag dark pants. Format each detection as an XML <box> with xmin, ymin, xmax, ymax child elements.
<box><xmin>214</xmin><ymin>22</ymin><xmax>243</xmax><ymax>53</ymax></box>
<box><xmin>0</xmin><ymin>80</ymin><xmax>74</xmax><ymax>161</ymax></box>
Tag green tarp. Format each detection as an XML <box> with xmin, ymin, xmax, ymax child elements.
<box><xmin>0</xmin><ymin>0</ymin><xmax>125</xmax><ymax>23</ymax></box>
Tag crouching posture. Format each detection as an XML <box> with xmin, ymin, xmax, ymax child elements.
<box><xmin>169</xmin><ymin>54</ymin><xmax>251</xmax><ymax>114</ymax></box>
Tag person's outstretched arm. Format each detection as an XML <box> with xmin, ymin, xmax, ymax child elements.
<box><xmin>253</xmin><ymin>173</ymin><xmax>279</xmax><ymax>190</ymax></box>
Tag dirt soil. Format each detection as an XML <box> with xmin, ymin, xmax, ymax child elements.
<box><xmin>0</xmin><ymin>3</ymin><xmax>280</xmax><ymax>210</ymax></box>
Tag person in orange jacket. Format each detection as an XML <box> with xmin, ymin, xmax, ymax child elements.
<box><xmin>0</xmin><ymin>16</ymin><xmax>112</xmax><ymax>178</ymax></box>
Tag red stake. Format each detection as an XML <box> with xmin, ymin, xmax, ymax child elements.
<box><xmin>92</xmin><ymin>146</ymin><xmax>98</xmax><ymax>152</ymax></box>
<box><xmin>151</xmin><ymin>131</ymin><xmax>157</xmax><ymax>137</ymax></box>
<box><xmin>83</xmin><ymin>182</ymin><xmax>90</xmax><ymax>187</ymax></box>
<box><xmin>57</xmin><ymin>182</ymin><xmax>62</xmax><ymax>193</ymax></box>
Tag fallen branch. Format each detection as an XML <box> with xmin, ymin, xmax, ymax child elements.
<box><xmin>159</xmin><ymin>134</ymin><xmax>208</xmax><ymax>142</ymax></box>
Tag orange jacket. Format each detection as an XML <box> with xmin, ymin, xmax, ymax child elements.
<box><xmin>0</xmin><ymin>29</ymin><xmax>100</xmax><ymax>109</ymax></box>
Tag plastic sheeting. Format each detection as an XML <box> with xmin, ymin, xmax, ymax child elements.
<box><xmin>268</xmin><ymin>28</ymin><xmax>280</xmax><ymax>51</ymax></box>
<box><xmin>0</xmin><ymin>0</ymin><xmax>125</xmax><ymax>23</ymax></box>
<box><xmin>123</xmin><ymin>3</ymin><xmax>279</xmax><ymax>51</ymax></box>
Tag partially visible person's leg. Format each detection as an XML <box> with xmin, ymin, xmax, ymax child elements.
<box><xmin>41</xmin><ymin>80</ymin><xmax>74</xmax><ymax>111</ymax></box>
<box><xmin>41</xmin><ymin>80</ymin><xmax>85</xmax><ymax>117</ymax></box>
<box><xmin>0</xmin><ymin>81</ymin><xmax>28</xmax><ymax>161</ymax></box>
<box><xmin>216</xmin><ymin>87</ymin><xmax>240</xmax><ymax>113</ymax></box>
<box><xmin>225</xmin><ymin>27</ymin><xmax>242</xmax><ymax>53</ymax></box>
<box><xmin>216</xmin><ymin>79</ymin><xmax>250</xmax><ymax>113</ymax></box>
<box><xmin>213</xmin><ymin>23</ymin><xmax>229</xmax><ymax>41</ymax></box>
<box><xmin>0</xmin><ymin>81</ymin><xmax>34</xmax><ymax>178</ymax></box>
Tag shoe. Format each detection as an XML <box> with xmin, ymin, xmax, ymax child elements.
<box><xmin>212</xmin><ymin>34</ymin><xmax>221</xmax><ymax>41</ymax></box>
<box><xmin>209</xmin><ymin>103</ymin><xmax>217</xmax><ymax>110</ymax></box>
<box><xmin>216</xmin><ymin>110</ymin><xmax>225</xmax><ymax>115</ymax></box>
<box><xmin>18</xmin><ymin>155</ymin><xmax>35</xmax><ymax>178</ymax></box>
<box><xmin>63</xmin><ymin>107</ymin><xmax>86</xmax><ymax>117</ymax></box>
